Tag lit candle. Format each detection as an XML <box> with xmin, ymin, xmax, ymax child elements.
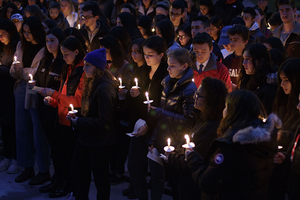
<box><xmin>192</xmin><ymin>78</ymin><xmax>194</xmax><ymax>82</ymax></box>
<box><xmin>185</xmin><ymin>134</ymin><xmax>190</xmax><ymax>146</ymax></box>
<box><xmin>28</xmin><ymin>74</ymin><xmax>35</xmax><ymax>83</ymax></box>
<box><xmin>145</xmin><ymin>92</ymin><xmax>150</xmax><ymax>101</ymax></box>
<box><xmin>151</xmin><ymin>27</ymin><xmax>155</xmax><ymax>32</ymax></box>
<box><xmin>263</xmin><ymin>118</ymin><xmax>266</xmax><ymax>122</ymax></box>
<box><xmin>70</xmin><ymin>104</ymin><xmax>74</xmax><ymax>112</ymax></box>
<box><xmin>278</xmin><ymin>146</ymin><xmax>283</xmax><ymax>149</ymax></box>
<box><xmin>167</xmin><ymin>138</ymin><xmax>171</xmax><ymax>149</ymax></box>
<box><xmin>77</xmin><ymin>24</ymin><xmax>81</xmax><ymax>29</ymax></box>
<box><xmin>135</xmin><ymin>78</ymin><xmax>138</xmax><ymax>87</ymax></box>
<box><xmin>14</xmin><ymin>56</ymin><xmax>17</xmax><ymax>62</ymax></box>
<box><xmin>119</xmin><ymin>77</ymin><xmax>122</xmax><ymax>87</ymax></box>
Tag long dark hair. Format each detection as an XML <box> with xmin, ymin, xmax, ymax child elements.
<box><xmin>63</xmin><ymin>27</ymin><xmax>87</xmax><ymax>51</ymax></box>
<box><xmin>129</xmin><ymin>38</ymin><xmax>146</xmax><ymax>70</ymax></box>
<box><xmin>0</xmin><ymin>19</ymin><xmax>20</xmax><ymax>55</ymax></box>
<box><xmin>100</xmin><ymin>35</ymin><xmax>125</xmax><ymax>70</ymax></box>
<box><xmin>238</xmin><ymin>43</ymin><xmax>276</xmax><ymax>91</ymax></box>
<box><xmin>1</xmin><ymin>2</ymin><xmax>18</xmax><ymax>19</ymax></box>
<box><xmin>273</xmin><ymin>58</ymin><xmax>300</xmax><ymax>131</ymax></box>
<box><xmin>142</xmin><ymin>35</ymin><xmax>168</xmax><ymax>60</ymax></box>
<box><xmin>117</xmin><ymin>12</ymin><xmax>142</xmax><ymax>40</ymax></box>
<box><xmin>109</xmin><ymin>26</ymin><xmax>131</xmax><ymax>56</ymax></box>
<box><xmin>217</xmin><ymin>90</ymin><xmax>267</xmax><ymax>136</ymax></box>
<box><xmin>61</xmin><ymin>37</ymin><xmax>85</xmax><ymax>67</ymax></box>
<box><xmin>21</xmin><ymin>16</ymin><xmax>45</xmax><ymax>51</ymax></box>
<box><xmin>156</xmin><ymin>19</ymin><xmax>175</xmax><ymax>48</ymax></box>
<box><xmin>24</xmin><ymin>4</ymin><xmax>47</xmax><ymax>21</ymax></box>
<box><xmin>198</xmin><ymin>77</ymin><xmax>228</xmax><ymax>121</ymax></box>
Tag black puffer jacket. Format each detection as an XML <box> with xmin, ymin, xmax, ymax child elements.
<box><xmin>150</xmin><ymin>67</ymin><xmax>197</xmax><ymax>153</ymax></box>
<box><xmin>187</xmin><ymin>114</ymin><xmax>280</xmax><ymax>200</ymax></box>
<box><xmin>75</xmin><ymin>71</ymin><xmax>119</xmax><ymax>147</ymax></box>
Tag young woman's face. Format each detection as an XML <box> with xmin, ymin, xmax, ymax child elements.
<box><xmin>167</xmin><ymin>56</ymin><xmax>187</xmax><ymax>79</ymax></box>
<box><xmin>60</xmin><ymin>0</ymin><xmax>69</xmax><ymax>12</ymax></box>
<box><xmin>143</xmin><ymin>46</ymin><xmax>163</xmax><ymax>67</ymax></box>
<box><xmin>49</xmin><ymin>8</ymin><xmax>60</xmax><ymax>19</ymax></box>
<box><xmin>178</xmin><ymin>30</ymin><xmax>191</xmax><ymax>46</ymax></box>
<box><xmin>23</xmin><ymin>24</ymin><xmax>36</xmax><ymax>43</ymax></box>
<box><xmin>194</xmin><ymin>86</ymin><xmax>206</xmax><ymax>112</ymax></box>
<box><xmin>83</xmin><ymin>61</ymin><xmax>97</xmax><ymax>78</ymax></box>
<box><xmin>46</xmin><ymin>33</ymin><xmax>59</xmax><ymax>55</ymax></box>
<box><xmin>131</xmin><ymin>44</ymin><xmax>144</xmax><ymax>64</ymax></box>
<box><xmin>0</xmin><ymin>29</ymin><xmax>10</xmax><ymax>45</ymax></box>
<box><xmin>208</xmin><ymin>24</ymin><xmax>220</xmax><ymax>39</ymax></box>
<box><xmin>61</xmin><ymin>46</ymin><xmax>78</xmax><ymax>65</ymax></box>
<box><xmin>199</xmin><ymin>5</ymin><xmax>209</xmax><ymax>16</ymax></box>
<box><xmin>279</xmin><ymin>71</ymin><xmax>292</xmax><ymax>95</ymax></box>
<box><xmin>242</xmin><ymin>50</ymin><xmax>255</xmax><ymax>75</ymax></box>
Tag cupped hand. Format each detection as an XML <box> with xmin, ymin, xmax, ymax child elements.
<box><xmin>274</xmin><ymin>152</ymin><xmax>285</xmax><ymax>164</ymax></box>
<box><xmin>130</xmin><ymin>87</ymin><xmax>140</xmax><ymax>97</ymax></box>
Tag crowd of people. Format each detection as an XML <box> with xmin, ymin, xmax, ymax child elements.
<box><xmin>1</xmin><ymin>0</ymin><xmax>300</xmax><ymax>199</ymax></box>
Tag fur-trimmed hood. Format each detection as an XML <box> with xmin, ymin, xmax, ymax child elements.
<box><xmin>233</xmin><ymin>114</ymin><xmax>282</xmax><ymax>144</ymax></box>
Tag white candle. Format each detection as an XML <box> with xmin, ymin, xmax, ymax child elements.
<box><xmin>14</xmin><ymin>56</ymin><xmax>17</xmax><ymax>62</ymax></box>
<box><xmin>29</xmin><ymin>74</ymin><xmax>33</xmax><ymax>81</ymax></box>
<box><xmin>119</xmin><ymin>78</ymin><xmax>122</xmax><ymax>87</ymax></box>
<box><xmin>135</xmin><ymin>78</ymin><xmax>138</xmax><ymax>87</ymax></box>
<box><xmin>70</xmin><ymin>104</ymin><xmax>74</xmax><ymax>112</ymax></box>
<box><xmin>145</xmin><ymin>92</ymin><xmax>149</xmax><ymax>101</ymax></box>
<box><xmin>167</xmin><ymin>138</ymin><xmax>171</xmax><ymax>149</ymax></box>
<box><xmin>185</xmin><ymin>134</ymin><xmax>190</xmax><ymax>146</ymax></box>
<box><xmin>77</xmin><ymin>24</ymin><xmax>81</xmax><ymax>29</ymax></box>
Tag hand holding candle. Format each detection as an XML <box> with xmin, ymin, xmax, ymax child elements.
<box><xmin>143</xmin><ymin>91</ymin><xmax>153</xmax><ymax>104</ymax></box>
<box><xmin>132</xmin><ymin>78</ymin><xmax>140</xmax><ymax>89</ymax></box>
<box><xmin>119</xmin><ymin>77</ymin><xmax>125</xmax><ymax>89</ymax></box>
<box><xmin>182</xmin><ymin>134</ymin><xmax>195</xmax><ymax>148</ymax></box>
<box><xmin>164</xmin><ymin>138</ymin><xmax>175</xmax><ymax>152</ymax></box>
<box><xmin>28</xmin><ymin>74</ymin><xmax>35</xmax><ymax>84</ymax></box>
<box><xmin>68</xmin><ymin>104</ymin><xmax>78</xmax><ymax>114</ymax></box>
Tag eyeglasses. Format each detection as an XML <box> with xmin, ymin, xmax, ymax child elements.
<box><xmin>177</xmin><ymin>35</ymin><xmax>187</xmax><ymax>40</ymax></box>
<box><xmin>194</xmin><ymin>91</ymin><xmax>206</xmax><ymax>99</ymax></box>
<box><xmin>81</xmin><ymin>15</ymin><xmax>94</xmax><ymax>20</ymax></box>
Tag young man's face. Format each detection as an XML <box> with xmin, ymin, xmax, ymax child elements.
<box><xmin>169</xmin><ymin>7</ymin><xmax>183</xmax><ymax>25</ymax></box>
<box><xmin>242</xmin><ymin>12</ymin><xmax>255</xmax><ymax>28</ymax></box>
<box><xmin>295</xmin><ymin>10</ymin><xmax>300</xmax><ymax>23</ymax></box>
<box><xmin>191</xmin><ymin>20</ymin><xmax>206</xmax><ymax>38</ymax></box>
<box><xmin>193</xmin><ymin>43</ymin><xmax>212</xmax><ymax>63</ymax></box>
<box><xmin>279</xmin><ymin>4</ymin><xmax>296</xmax><ymax>24</ymax></box>
<box><xmin>229</xmin><ymin>34</ymin><xmax>248</xmax><ymax>53</ymax></box>
<box><xmin>82</xmin><ymin>10</ymin><xmax>98</xmax><ymax>28</ymax></box>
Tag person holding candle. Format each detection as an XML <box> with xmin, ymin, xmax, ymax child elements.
<box><xmin>31</xmin><ymin>28</ymin><xmax>66</xmax><ymax>193</ymax></box>
<box><xmin>168</xmin><ymin>77</ymin><xmax>228</xmax><ymax>200</ymax></box>
<box><xmin>147</xmin><ymin>47</ymin><xmax>197</xmax><ymax>200</ymax></box>
<box><xmin>271</xmin><ymin>58</ymin><xmax>300</xmax><ymax>200</ymax></box>
<box><xmin>66</xmin><ymin>48</ymin><xmax>118</xmax><ymax>200</ymax></box>
<box><xmin>40</xmin><ymin>37</ymin><xmax>85</xmax><ymax>198</ymax></box>
<box><xmin>99</xmin><ymin>35</ymin><xmax>134</xmax><ymax>185</ymax></box>
<box><xmin>9</xmin><ymin>16</ymin><xmax>50</xmax><ymax>184</ymax></box>
<box><xmin>125</xmin><ymin>35</ymin><xmax>169</xmax><ymax>199</ymax></box>
<box><xmin>187</xmin><ymin>90</ymin><xmax>279</xmax><ymax>200</ymax></box>
<box><xmin>0</xmin><ymin>19</ymin><xmax>21</xmax><ymax>174</ymax></box>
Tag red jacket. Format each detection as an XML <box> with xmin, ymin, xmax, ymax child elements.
<box><xmin>193</xmin><ymin>54</ymin><xmax>232</xmax><ymax>92</ymax></box>
<box><xmin>50</xmin><ymin>60</ymin><xmax>85</xmax><ymax>126</ymax></box>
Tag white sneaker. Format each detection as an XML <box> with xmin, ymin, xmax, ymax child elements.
<box><xmin>7</xmin><ymin>159</ymin><xmax>21</xmax><ymax>174</ymax></box>
<box><xmin>0</xmin><ymin>158</ymin><xmax>11</xmax><ymax>172</ymax></box>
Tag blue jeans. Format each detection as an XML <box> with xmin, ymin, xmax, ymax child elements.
<box><xmin>14</xmin><ymin>80</ymin><xmax>50</xmax><ymax>173</ymax></box>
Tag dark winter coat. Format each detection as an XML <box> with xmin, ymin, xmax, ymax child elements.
<box><xmin>249</xmin><ymin>28</ymin><xmax>266</xmax><ymax>44</ymax></box>
<box><xmin>0</xmin><ymin>50</ymin><xmax>16</xmax><ymax>126</ymax></box>
<box><xmin>187</xmin><ymin>114</ymin><xmax>280</xmax><ymax>200</ymax></box>
<box><xmin>149</xmin><ymin>67</ymin><xmax>197</xmax><ymax>153</ymax></box>
<box><xmin>214</xmin><ymin>0</ymin><xmax>244</xmax><ymax>26</ymax></box>
<box><xmin>75</xmin><ymin>71</ymin><xmax>119</xmax><ymax>147</ymax></box>
<box><xmin>80</xmin><ymin>21</ymin><xmax>110</xmax><ymax>52</ymax></box>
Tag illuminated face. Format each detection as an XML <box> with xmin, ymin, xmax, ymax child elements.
<box><xmin>49</xmin><ymin>8</ymin><xmax>59</xmax><ymax>20</ymax></box>
<box><xmin>167</xmin><ymin>56</ymin><xmax>187</xmax><ymax>79</ymax></box>
<box><xmin>199</xmin><ymin>5</ymin><xmax>209</xmax><ymax>16</ymax></box>
<box><xmin>46</xmin><ymin>33</ymin><xmax>59</xmax><ymax>55</ymax></box>
<box><xmin>23</xmin><ymin>24</ymin><xmax>36</xmax><ymax>43</ymax></box>
<box><xmin>178</xmin><ymin>30</ymin><xmax>191</xmax><ymax>46</ymax></box>
<box><xmin>83</xmin><ymin>61</ymin><xmax>97</xmax><ymax>78</ymax></box>
<box><xmin>0</xmin><ymin>29</ymin><xmax>10</xmax><ymax>45</ymax></box>
<box><xmin>242</xmin><ymin>50</ymin><xmax>255</xmax><ymax>75</ymax></box>
<box><xmin>61</xmin><ymin>46</ymin><xmax>79</xmax><ymax>65</ymax></box>
<box><xmin>279</xmin><ymin>5</ymin><xmax>296</xmax><ymax>24</ymax></box>
<box><xmin>208</xmin><ymin>24</ymin><xmax>220</xmax><ymax>39</ymax></box>
<box><xmin>60</xmin><ymin>0</ymin><xmax>69</xmax><ymax>12</ymax></box>
<box><xmin>82</xmin><ymin>10</ymin><xmax>98</xmax><ymax>28</ymax></box>
<box><xmin>191</xmin><ymin>20</ymin><xmax>205</xmax><ymax>38</ymax></box>
<box><xmin>193</xmin><ymin>43</ymin><xmax>212</xmax><ymax>63</ymax></box>
<box><xmin>143</xmin><ymin>46</ymin><xmax>163</xmax><ymax>67</ymax></box>
<box><xmin>242</xmin><ymin>12</ymin><xmax>254</xmax><ymax>28</ymax></box>
<box><xmin>131</xmin><ymin>44</ymin><xmax>144</xmax><ymax>64</ymax></box>
<box><xmin>229</xmin><ymin>34</ymin><xmax>247</xmax><ymax>53</ymax></box>
<box><xmin>169</xmin><ymin>7</ymin><xmax>182</xmax><ymax>25</ymax></box>
<box><xmin>279</xmin><ymin>71</ymin><xmax>292</xmax><ymax>95</ymax></box>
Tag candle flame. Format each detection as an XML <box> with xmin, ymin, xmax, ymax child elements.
<box><xmin>185</xmin><ymin>134</ymin><xmax>189</xmax><ymax>140</ymax></box>
<box><xmin>29</xmin><ymin>74</ymin><xmax>33</xmax><ymax>81</ymax></box>
<box><xmin>192</xmin><ymin>78</ymin><xmax>194</xmax><ymax>82</ymax></box>
<box><xmin>14</xmin><ymin>56</ymin><xmax>17</xmax><ymax>62</ymax></box>
<box><xmin>167</xmin><ymin>138</ymin><xmax>170</xmax><ymax>144</ymax></box>
<box><xmin>70</xmin><ymin>104</ymin><xmax>74</xmax><ymax>111</ymax></box>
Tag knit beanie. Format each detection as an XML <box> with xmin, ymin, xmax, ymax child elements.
<box><xmin>84</xmin><ymin>48</ymin><xmax>107</xmax><ymax>70</ymax></box>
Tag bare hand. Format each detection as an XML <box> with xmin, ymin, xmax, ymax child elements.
<box><xmin>39</xmin><ymin>88</ymin><xmax>54</xmax><ymax>97</ymax></box>
<box><xmin>130</xmin><ymin>87</ymin><xmax>140</xmax><ymax>98</ymax></box>
<box><xmin>66</xmin><ymin>112</ymin><xmax>77</xmax><ymax>120</ymax></box>
<box><xmin>131</xmin><ymin>124</ymin><xmax>148</xmax><ymax>137</ymax></box>
<box><xmin>274</xmin><ymin>152</ymin><xmax>285</xmax><ymax>164</ymax></box>
<box><xmin>43</xmin><ymin>96</ymin><xmax>52</xmax><ymax>106</ymax></box>
<box><xmin>119</xmin><ymin>88</ymin><xmax>128</xmax><ymax>96</ymax></box>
